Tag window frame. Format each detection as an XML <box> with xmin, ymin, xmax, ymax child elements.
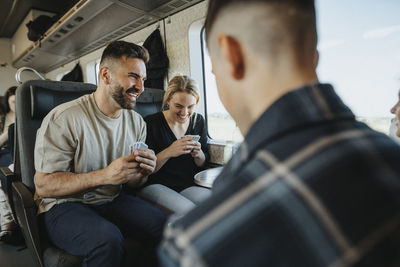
<box><xmin>189</xmin><ymin>19</ymin><xmax>243</xmax><ymax>142</ymax></box>
<box><xmin>189</xmin><ymin>18</ymin><xmax>207</xmax><ymax>118</ymax></box>
<box><xmin>86</xmin><ymin>58</ymin><xmax>101</xmax><ymax>85</ymax></box>
<box><xmin>190</xmin><ymin>18</ymin><xmax>220</xmax><ymax>141</ymax></box>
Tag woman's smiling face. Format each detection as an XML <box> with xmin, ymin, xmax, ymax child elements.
<box><xmin>167</xmin><ymin>92</ymin><xmax>197</xmax><ymax>124</ymax></box>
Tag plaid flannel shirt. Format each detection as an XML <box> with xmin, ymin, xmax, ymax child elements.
<box><xmin>159</xmin><ymin>83</ymin><xmax>400</xmax><ymax>267</ymax></box>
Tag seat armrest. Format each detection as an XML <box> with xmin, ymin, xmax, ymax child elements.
<box><xmin>0</xmin><ymin>166</ymin><xmax>14</xmax><ymax>176</ymax></box>
<box><xmin>12</xmin><ymin>181</ymin><xmax>35</xmax><ymax>208</ymax></box>
<box><xmin>12</xmin><ymin>181</ymin><xmax>43</xmax><ymax>267</ymax></box>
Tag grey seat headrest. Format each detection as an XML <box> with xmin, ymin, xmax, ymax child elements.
<box><xmin>30</xmin><ymin>85</ymin><xmax>95</xmax><ymax>120</ymax></box>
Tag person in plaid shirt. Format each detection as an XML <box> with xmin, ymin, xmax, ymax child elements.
<box><xmin>158</xmin><ymin>0</ymin><xmax>400</xmax><ymax>266</ymax></box>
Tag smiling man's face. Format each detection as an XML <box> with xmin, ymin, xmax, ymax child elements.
<box><xmin>109</xmin><ymin>56</ymin><xmax>146</xmax><ymax>110</ymax></box>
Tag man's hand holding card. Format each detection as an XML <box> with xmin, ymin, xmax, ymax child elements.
<box><xmin>129</xmin><ymin>141</ymin><xmax>148</xmax><ymax>153</ymax></box>
<box><xmin>129</xmin><ymin>142</ymin><xmax>156</xmax><ymax>181</ymax></box>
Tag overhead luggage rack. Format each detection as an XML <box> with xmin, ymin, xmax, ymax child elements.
<box><xmin>12</xmin><ymin>0</ymin><xmax>204</xmax><ymax>73</ymax></box>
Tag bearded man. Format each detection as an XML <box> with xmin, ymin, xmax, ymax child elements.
<box><xmin>34</xmin><ymin>41</ymin><xmax>167</xmax><ymax>267</ymax></box>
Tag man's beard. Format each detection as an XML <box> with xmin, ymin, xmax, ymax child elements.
<box><xmin>110</xmin><ymin>84</ymin><xmax>137</xmax><ymax>110</ymax></box>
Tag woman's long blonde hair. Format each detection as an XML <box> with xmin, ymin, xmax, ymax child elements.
<box><xmin>162</xmin><ymin>75</ymin><xmax>200</xmax><ymax>110</ymax></box>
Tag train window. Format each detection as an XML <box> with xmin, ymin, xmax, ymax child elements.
<box><xmin>201</xmin><ymin>30</ymin><xmax>243</xmax><ymax>142</ymax></box>
<box><xmin>316</xmin><ymin>0</ymin><xmax>399</xmax><ymax>133</ymax></box>
<box><xmin>195</xmin><ymin>1</ymin><xmax>399</xmax><ymax>142</ymax></box>
<box><xmin>86</xmin><ymin>59</ymin><xmax>101</xmax><ymax>85</ymax></box>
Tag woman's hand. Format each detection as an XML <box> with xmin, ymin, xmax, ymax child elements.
<box><xmin>190</xmin><ymin>141</ymin><xmax>203</xmax><ymax>159</ymax></box>
<box><xmin>191</xmin><ymin>141</ymin><xmax>206</xmax><ymax>167</ymax></box>
<box><xmin>166</xmin><ymin>137</ymin><xmax>195</xmax><ymax>158</ymax></box>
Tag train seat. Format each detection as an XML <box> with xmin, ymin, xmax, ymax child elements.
<box><xmin>8</xmin><ymin>81</ymin><xmax>176</xmax><ymax>267</ymax></box>
<box><xmin>134</xmin><ymin>87</ymin><xmax>164</xmax><ymax>117</ymax></box>
<box><xmin>10</xmin><ymin>80</ymin><xmax>96</xmax><ymax>267</ymax></box>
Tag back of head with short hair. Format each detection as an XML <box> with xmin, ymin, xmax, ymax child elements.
<box><xmin>100</xmin><ymin>40</ymin><xmax>149</xmax><ymax>67</ymax></box>
<box><xmin>162</xmin><ymin>75</ymin><xmax>200</xmax><ymax>110</ymax></box>
<box><xmin>205</xmin><ymin>0</ymin><xmax>317</xmax><ymax>67</ymax></box>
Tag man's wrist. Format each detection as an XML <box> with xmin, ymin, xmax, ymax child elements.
<box><xmin>92</xmin><ymin>168</ymin><xmax>108</xmax><ymax>186</ymax></box>
<box><xmin>127</xmin><ymin>174</ymin><xmax>148</xmax><ymax>187</ymax></box>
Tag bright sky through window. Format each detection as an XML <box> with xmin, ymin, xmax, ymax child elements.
<box><xmin>202</xmin><ymin>0</ymin><xmax>400</xmax><ymax>140</ymax></box>
<box><xmin>316</xmin><ymin>0</ymin><xmax>400</xmax><ymax>118</ymax></box>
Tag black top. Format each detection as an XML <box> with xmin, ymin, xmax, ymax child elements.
<box><xmin>144</xmin><ymin>111</ymin><xmax>209</xmax><ymax>192</ymax></box>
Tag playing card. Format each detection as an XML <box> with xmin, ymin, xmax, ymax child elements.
<box><xmin>181</xmin><ymin>135</ymin><xmax>200</xmax><ymax>142</ymax></box>
<box><xmin>130</xmin><ymin>142</ymin><xmax>148</xmax><ymax>153</ymax></box>
<box><xmin>192</xmin><ymin>135</ymin><xmax>200</xmax><ymax>142</ymax></box>
<box><xmin>136</xmin><ymin>141</ymin><xmax>148</xmax><ymax>149</ymax></box>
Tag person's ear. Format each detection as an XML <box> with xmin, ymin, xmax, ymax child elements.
<box><xmin>99</xmin><ymin>66</ymin><xmax>111</xmax><ymax>85</ymax></box>
<box><xmin>218</xmin><ymin>34</ymin><xmax>245</xmax><ymax>80</ymax></box>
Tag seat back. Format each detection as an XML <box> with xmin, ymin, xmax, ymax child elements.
<box><xmin>15</xmin><ymin>80</ymin><xmax>96</xmax><ymax>190</ymax></box>
<box><xmin>134</xmin><ymin>88</ymin><xmax>164</xmax><ymax>118</ymax></box>
<box><xmin>8</xmin><ymin>123</ymin><xmax>15</xmax><ymax>163</ymax></box>
<box><xmin>12</xmin><ymin>80</ymin><xmax>95</xmax><ymax>267</ymax></box>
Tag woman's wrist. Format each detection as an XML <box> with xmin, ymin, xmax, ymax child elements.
<box><xmin>194</xmin><ymin>150</ymin><xmax>206</xmax><ymax>166</ymax></box>
<box><xmin>196</xmin><ymin>150</ymin><xmax>204</xmax><ymax>159</ymax></box>
<box><xmin>159</xmin><ymin>147</ymin><xmax>172</xmax><ymax>162</ymax></box>
<box><xmin>163</xmin><ymin>146</ymin><xmax>173</xmax><ymax>159</ymax></box>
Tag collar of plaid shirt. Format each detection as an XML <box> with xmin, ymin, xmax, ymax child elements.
<box><xmin>214</xmin><ymin>82</ymin><xmax>355</xmax><ymax>190</ymax></box>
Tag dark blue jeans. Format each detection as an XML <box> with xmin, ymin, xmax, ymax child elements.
<box><xmin>41</xmin><ymin>192</ymin><xmax>167</xmax><ymax>267</ymax></box>
<box><xmin>0</xmin><ymin>148</ymin><xmax>12</xmax><ymax>167</ymax></box>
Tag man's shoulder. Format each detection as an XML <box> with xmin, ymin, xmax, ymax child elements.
<box><xmin>280</xmin><ymin>124</ymin><xmax>400</xmax><ymax>180</ymax></box>
<box><xmin>125</xmin><ymin>108</ymin><xmax>144</xmax><ymax>120</ymax></box>
<box><xmin>243</xmin><ymin>120</ymin><xmax>400</xmax><ymax>181</ymax></box>
<box><xmin>322</xmin><ymin>124</ymin><xmax>400</xmax><ymax>160</ymax></box>
<box><xmin>355</xmin><ymin>128</ymin><xmax>400</xmax><ymax>162</ymax></box>
<box><xmin>297</xmin><ymin>121</ymin><xmax>397</xmax><ymax>157</ymax></box>
<box><xmin>123</xmin><ymin>109</ymin><xmax>146</xmax><ymax>128</ymax></box>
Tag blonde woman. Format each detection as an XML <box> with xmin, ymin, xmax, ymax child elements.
<box><xmin>142</xmin><ymin>75</ymin><xmax>210</xmax><ymax>209</ymax></box>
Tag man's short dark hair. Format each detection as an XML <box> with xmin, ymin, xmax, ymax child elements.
<box><xmin>100</xmin><ymin>40</ymin><xmax>149</xmax><ymax>66</ymax></box>
<box><xmin>205</xmin><ymin>0</ymin><xmax>315</xmax><ymax>36</ymax></box>
<box><xmin>204</xmin><ymin>0</ymin><xmax>317</xmax><ymax>65</ymax></box>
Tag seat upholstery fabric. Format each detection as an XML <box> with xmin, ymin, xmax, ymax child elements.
<box><xmin>15</xmin><ymin>80</ymin><xmax>96</xmax><ymax>267</ymax></box>
<box><xmin>133</xmin><ymin>88</ymin><xmax>164</xmax><ymax>118</ymax></box>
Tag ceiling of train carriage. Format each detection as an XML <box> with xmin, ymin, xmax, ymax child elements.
<box><xmin>3</xmin><ymin>0</ymin><xmax>204</xmax><ymax>72</ymax></box>
<box><xmin>0</xmin><ymin>0</ymin><xmax>79</xmax><ymax>38</ymax></box>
